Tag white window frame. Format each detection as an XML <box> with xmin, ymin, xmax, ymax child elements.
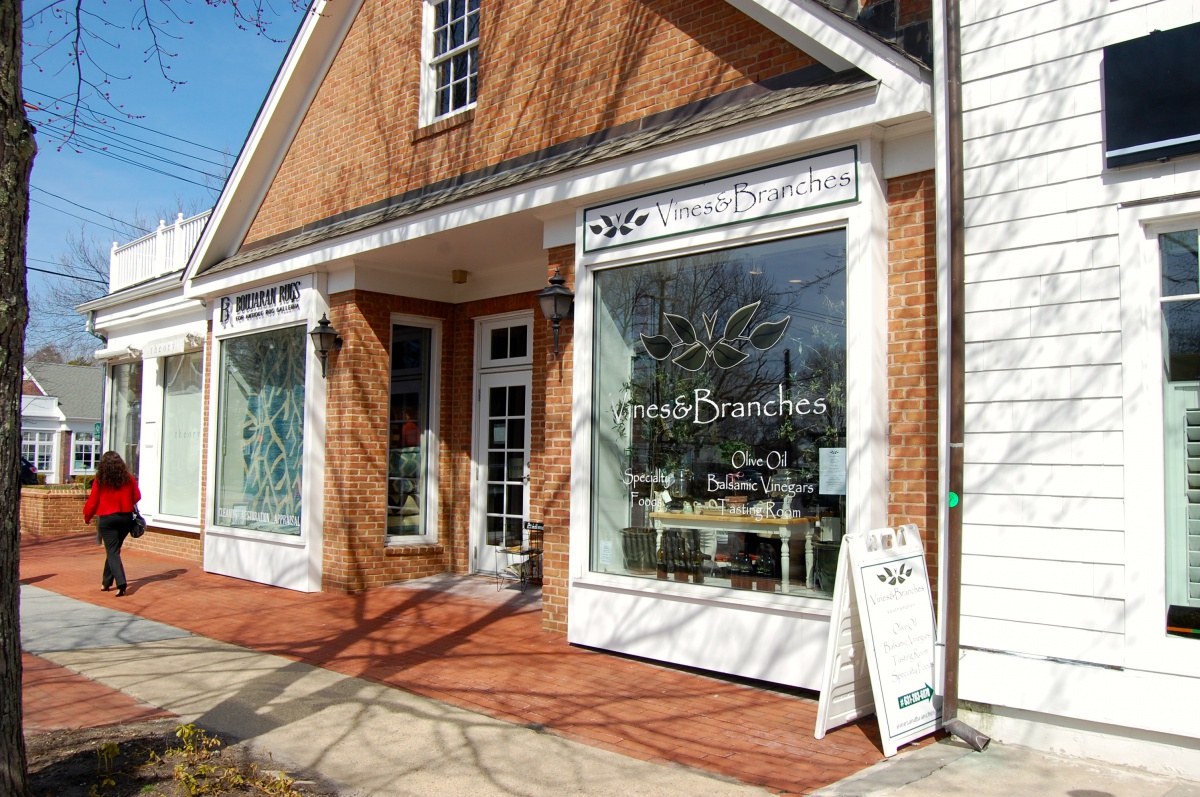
<box><xmin>157</xmin><ymin>349</ymin><xmax>205</xmax><ymax>522</ymax></box>
<box><xmin>387</xmin><ymin>313</ymin><xmax>443</xmax><ymax>544</ymax></box>
<box><xmin>22</xmin><ymin>431</ymin><xmax>55</xmax><ymax>475</ymax></box>
<box><xmin>71</xmin><ymin>431</ymin><xmax>100</xmax><ymax>476</ymax></box>
<box><xmin>419</xmin><ymin>0</ymin><xmax>480</xmax><ymax>127</ymax></box>
<box><xmin>478</xmin><ymin>313</ymin><xmax>533</xmax><ymax>370</ymax></box>
<box><xmin>1119</xmin><ymin>197</ymin><xmax>1200</xmax><ymax>677</ymax></box>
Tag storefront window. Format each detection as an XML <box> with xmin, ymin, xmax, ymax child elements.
<box><xmin>215</xmin><ymin>326</ymin><xmax>305</xmax><ymax>535</ymax></box>
<box><xmin>108</xmin><ymin>362</ymin><xmax>142</xmax><ymax>476</ymax></box>
<box><xmin>160</xmin><ymin>350</ymin><xmax>204</xmax><ymax>518</ymax></box>
<box><xmin>72</xmin><ymin>432</ymin><xmax>100</xmax><ymax>474</ymax></box>
<box><xmin>592</xmin><ymin>231</ymin><xmax>848</xmax><ymax>597</ymax></box>
<box><xmin>388</xmin><ymin>325</ymin><xmax>433</xmax><ymax>537</ymax></box>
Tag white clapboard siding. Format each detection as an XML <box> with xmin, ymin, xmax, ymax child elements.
<box><xmin>966</xmin><ymin>334</ymin><xmax>1122</xmax><ymax>372</ymax></box>
<box><xmin>960</xmin><ymin>615</ymin><xmax>1124</xmax><ymax>667</ymax></box>
<box><xmin>963</xmin><ymin>83</ymin><xmax>1103</xmax><ymax>140</ymax></box>
<box><xmin>963</xmin><ymin>524</ymin><xmax>1125</xmax><ymax>566</ymax></box>
<box><xmin>963</xmin><ymin>463</ymin><xmax>1123</xmax><ymax>498</ymax></box>
<box><xmin>962</xmin><ymin>585</ymin><xmax>1123</xmax><ymax>633</ymax></box>
<box><xmin>965</xmin><ymin>238</ymin><xmax>1119</xmax><ymax>282</ymax></box>
<box><xmin>964</xmin><ymin>431</ymin><xmax>1123</xmax><ymax>465</ymax></box>
<box><xmin>962</xmin><ymin>494</ymin><xmax>1124</xmax><ymax>532</ymax></box>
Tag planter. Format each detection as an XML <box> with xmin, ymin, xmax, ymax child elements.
<box><xmin>19</xmin><ymin>487</ymin><xmax>92</xmax><ymax>538</ymax></box>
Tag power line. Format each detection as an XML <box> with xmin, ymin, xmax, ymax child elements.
<box><xmin>25</xmin><ymin>263</ymin><xmax>109</xmax><ymax>286</ymax></box>
<box><xmin>30</xmin><ymin>198</ymin><xmax>132</xmax><ymax>235</ymax></box>
<box><xmin>24</xmin><ymin>88</ymin><xmax>230</xmax><ymax>154</ymax></box>
<box><xmin>30</xmin><ymin>186</ymin><xmax>153</xmax><ymax>234</ymax></box>
<box><xmin>35</xmin><ymin>119</ymin><xmax>226</xmax><ymax>182</ymax></box>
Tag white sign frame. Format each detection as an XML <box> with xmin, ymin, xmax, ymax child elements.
<box><xmin>213</xmin><ymin>274</ymin><xmax>313</xmax><ymax>337</ymax></box>
<box><xmin>815</xmin><ymin>524</ymin><xmax>941</xmax><ymax>756</ymax></box>
<box><xmin>583</xmin><ymin>146</ymin><xmax>859</xmax><ymax>253</ymax></box>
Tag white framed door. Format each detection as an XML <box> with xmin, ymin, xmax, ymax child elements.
<box><xmin>472</xmin><ymin>368</ymin><xmax>533</xmax><ymax>574</ymax></box>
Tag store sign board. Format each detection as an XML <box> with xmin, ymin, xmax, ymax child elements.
<box><xmin>584</xmin><ymin>146</ymin><xmax>858</xmax><ymax>252</ymax></box>
<box><xmin>815</xmin><ymin>524</ymin><xmax>941</xmax><ymax>756</ymax></box>
<box><xmin>215</xmin><ymin>274</ymin><xmax>312</xmax><ymax>335</ymax></box>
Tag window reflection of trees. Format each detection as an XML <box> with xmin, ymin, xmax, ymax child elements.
<box><xmin>598</xmin><ymin>233</ymin><xmax>848</xmax><ymax>499</ymax></box>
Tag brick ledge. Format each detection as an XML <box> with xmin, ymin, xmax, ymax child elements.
<box><xmin>384</xmin><ymin>544</ymin><xmax>445</xmax><ymax>557</ymax></box>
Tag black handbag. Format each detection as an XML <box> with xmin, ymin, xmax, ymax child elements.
<box><xmin>131</xmin><ymin>507</ymin><xmax>147</xmax><ymax>538</ymax></box>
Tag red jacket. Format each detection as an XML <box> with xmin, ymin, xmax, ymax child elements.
<box><xmin>84</xmin><ymin>477</ymin><xmax>141</xmax><ymax>523</ymax></box>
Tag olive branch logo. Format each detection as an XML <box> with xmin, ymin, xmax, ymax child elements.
<box><xmin>590</xmin><ymin>208</ymin><xmax>650</xmax><ymax>239</ymax></box>
<box><xmin>877</xmin><ymin>563</ymin><xmax>913</xmax><ymax>586</ymax></box>
<box><xmin>639</xmin><ymin>301</ymin><xmax>790</xmax><ymax>372</ymax></box>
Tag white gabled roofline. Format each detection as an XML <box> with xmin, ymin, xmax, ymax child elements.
<box><xmin>183</xmin><ymin>0</ymin><xmax>366</xmax><ymax>289</ymax></box>
<box><xmin>185</xmin><ymin>0</ymin><xmax>928</xmax><ymax>295</ymax></box>
<box><xmin>723</xmin><ymin>0</ymin><xmax>929</xmax><ymax>84</ymax></box>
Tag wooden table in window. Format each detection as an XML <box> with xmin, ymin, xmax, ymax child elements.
<box><xmin>648</xmin><ymin>511</ymin><xmax>817</xmax><ymax>591</ymax></box>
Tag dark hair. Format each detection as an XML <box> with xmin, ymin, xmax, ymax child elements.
<box><xmin>95</xmin><ymin>451</ymin><xmax>131</xmax><ymax>490</ymax></box>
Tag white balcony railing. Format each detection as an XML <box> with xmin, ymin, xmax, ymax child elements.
<box><xmin>109</xmin><ymin>210</ymin><xmax>211</xmax><ymax>293</ymax></box>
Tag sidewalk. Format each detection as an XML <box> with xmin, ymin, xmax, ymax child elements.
<box><xmin>19</xmin><ymin>534</ymin><xmax>1200</xmax><ymax>796</ymax></box>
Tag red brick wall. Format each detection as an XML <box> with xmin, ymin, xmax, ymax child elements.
<box><xmin>18</xmin><ymin>488</ymin><xmax>91</xmax><ymax>537</ymax></box>
<box><xmin>533</xmin><ymin>247</ymin><xmax>574</xmax><ymax>635</ymax></box>
<box><xmin>322</xmin><ymin>288</ymin><xmax>540</xmax><ymax>591</ymax></box>
<box><xmin>885</xmin><ymin>170</ymin><xmax>938</xmax><ymax>587</ymax></box>
<box><xmin>244</xmin><ymin>0</ymin><xmax>814</xmax><ymax>245</ymax></box>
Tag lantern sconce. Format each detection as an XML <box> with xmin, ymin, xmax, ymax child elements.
<box><xmin>537</xmin><ymin>268</ymin><xmax>575</xmax><ymax>356</ymax></box>
<box><xmin>309</xmin><ymin>314</ymin><xmax>343</xmax><ymax>378</ymax></box>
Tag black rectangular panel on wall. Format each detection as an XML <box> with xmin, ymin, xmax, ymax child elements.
<box><xmin>1104</xmin><ymin>21</ymin><xmax>1200</xmax><ymax>169</ymax></box>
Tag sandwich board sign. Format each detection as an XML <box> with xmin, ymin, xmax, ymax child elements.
<box><xmin>814</xmin><ymin>524</ymin><xmax>941</xmax><ymax>756</ymax></box>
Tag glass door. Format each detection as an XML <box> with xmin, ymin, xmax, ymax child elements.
<box><xmin>474</xmin><ymin>369</ymin><xmax>532</xmax><ymax>574</ymax></box>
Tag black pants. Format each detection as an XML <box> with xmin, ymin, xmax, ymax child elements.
<box><xmin>98</xmin><ymin>513</ymin><xmax>133</xmax><ymax>589</ymax></box>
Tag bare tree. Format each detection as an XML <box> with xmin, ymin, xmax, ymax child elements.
<box><xmin>1</xmin><ymin>0</ymin><xmax>304</xmax><ymax>791</ymax></box>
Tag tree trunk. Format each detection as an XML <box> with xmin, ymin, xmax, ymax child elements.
<box><xmin>0</xmin><ymin>0</ymin><xmax>37</xmax><ymax>790</ymax></box>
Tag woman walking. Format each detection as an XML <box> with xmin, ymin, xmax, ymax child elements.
<box><xmin>83</xmin><ymin>451</ymin><xmax>141</xmax><ymax>597</ymax></box>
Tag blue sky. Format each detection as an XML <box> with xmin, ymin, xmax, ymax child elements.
<box><xmin>22</xmin><ymin>0</ymin><xmax>308</xmax><ymax>351</ymax></box>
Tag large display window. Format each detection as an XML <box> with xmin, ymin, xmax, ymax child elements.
<box><xmin>108</xmin><ymin>361</ymin><xmax>142</xmax><ymax>476</ymax></box>
<box><xmin>160</xmin><ymin>350</ymin><xmax>204</xmax><ymax>518</ymax></box>
<box><xmin>214</xmin><ymin>326</ymin><xmax>305</xmax><ymax>535</ymax></box>
<box><xmin>592</xmin><ymin>231</ymin><xmax>848</xmax><ymax>597</ymax></box>
<box><xmin>388</xmin><ymin>325</ymin><xmax>433</xmax><ymax>537</ymax></box>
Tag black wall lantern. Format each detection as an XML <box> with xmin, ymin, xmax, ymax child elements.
<box><xmin>309</xmin><ymin>313</ymin><xmax>343</xmax><ymax>377</ymax></box>
<box><xmin>537</xmin><ymin>268</ymin><xmax>575</xmax><ymax>356</ymax></box>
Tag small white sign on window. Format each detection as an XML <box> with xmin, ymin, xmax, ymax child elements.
<box><xmin>819</xmin><ymin>447</ymin><xmax>847</xmax><ymax>496</ymax></box>
<box><xmin>599</xmin><ymin>540</ymin><xmax>614</xmax><ymax>566</ymax></box>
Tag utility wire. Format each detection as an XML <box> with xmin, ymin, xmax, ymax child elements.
<box><xmin>30</xmin><ymin>198</ymin><xmax>132</xmax><ymax>235</ymax></box>
<box><xmin>35</xmin><ymin>119</ymin><xmax>226</xmax><ymax>181</ymax></box>
<box><xmin>25</xmin><ymin>264</ymin><xmax>109</xmax><ymax>286</ymax></box>
<box><xmin>24</xmin><ymin>88</ymin><xmax>229</xmax><ymax>154</ymax></box>
<box><xmin>30</xmin><ymin>186</ymin><xmax>153</xmax><ymax>234</ymax></box>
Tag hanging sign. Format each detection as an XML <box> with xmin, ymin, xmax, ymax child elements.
<box><xmin>815</xmin><ymin>524</ymin><xmax>940</xmax><ymax>756</ymax></box>
<box><xmin>584</xmin><ymin>146</ymin><xmax>858</xmax><ymax>252</ymax></box>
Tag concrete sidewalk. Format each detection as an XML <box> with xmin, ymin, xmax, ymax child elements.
<box><xmin>19</xmin><ymin>535</ymin><xmax>1200</xmax><ymax>796</ymax></box>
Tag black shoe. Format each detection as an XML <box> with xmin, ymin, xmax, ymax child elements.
<box><xmin>101</xmin><ymin>585</ymin><xmax>111</xmax><ymax>592</ymax></box>
<box><xmin>115</xmin><ymin>587</ymin><xmax>126</xmax><ymax>597</ymax></box>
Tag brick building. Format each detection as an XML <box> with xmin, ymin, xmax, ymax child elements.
<box><xmin>82</xmin><ymin>0</ymin><xmax>937</xmax><ymax>694</ymax></box>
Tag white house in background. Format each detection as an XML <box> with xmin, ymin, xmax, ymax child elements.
<box><xmin>20</xmin><ymin>362</ymin><xmax>104</xmax><ymax>484</ymax></box>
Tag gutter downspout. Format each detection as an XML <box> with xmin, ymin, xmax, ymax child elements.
<box><xmin>940</xmin><ymin>0</ymin><xmax>989</xmax><ymax>752</ymax></box>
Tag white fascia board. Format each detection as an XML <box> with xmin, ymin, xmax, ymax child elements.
<box><xmin>77</xmin><ymin>273</ymin><xmax>184</xmax><ymax>313</ymax></box>
<box><xmin>190</xmin><ymin>84</ymin><xmax>926</xmax><ymax>292</ymax></box>
<box><xmin>183</xmin><ymin>0</ymin><xmax>365</xmax><ymax>289</ymax></box>
<box><xmin>724</xmin><ymin>0</ymin><xmax>929</xmax><ymax>88</ymax></box>
<box><xmin>91</xmin><ymin>290</ymin><xmax>206</xmax><ymax>334</ymax></box>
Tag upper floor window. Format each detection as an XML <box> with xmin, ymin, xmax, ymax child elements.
<box><xmin>424</xmin><ymin>0</ymin><xmax>479</xmax><ymax>123</ymax></box>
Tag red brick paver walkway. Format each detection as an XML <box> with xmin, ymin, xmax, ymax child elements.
<box><xmin>21</xmin><ymin>535</ymin><xmax>889</xmax><ymax>795</ymax></box>
<box><xmin>23</xmin><ymin>652</ymin><xmax>174</xmax><ymax>734</ymax></box>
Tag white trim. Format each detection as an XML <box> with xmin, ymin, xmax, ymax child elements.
<box><xmin>476</xmin><ymin>312</ymin><xmax>534</xmax><ymax>370</ymax></box>
<box><xmin>568</xmin><ymin>141</ymin><xmax>888</xmax><ymax>682</ymax></box>
<box><xmin>721</xmin><ymin>0</ymin><xmax>930</xmax><ymax>84</ymax></box>
<box><xmin>1118</xmin><ymin>195</ymin><xmax>1200</xmax><ymax>678</ymax></box>
<box><xmin>418</xmin><ymin>0</ymin><xmax>480</xmax><ymax>128</ymax></box>
<box><xmin>184</xmin><ymin>0</ymin><xmax>366</xmax><ymax>284</ymax></box>
<box><xmin>187</xmin><ymin>66</ymin><xmax>925</xmax><ymax>298</ymax></box>
<box><xmin>387</xmin><ymin>313</ymin><xmax>444</xmax><ymax>544</ymax></box>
